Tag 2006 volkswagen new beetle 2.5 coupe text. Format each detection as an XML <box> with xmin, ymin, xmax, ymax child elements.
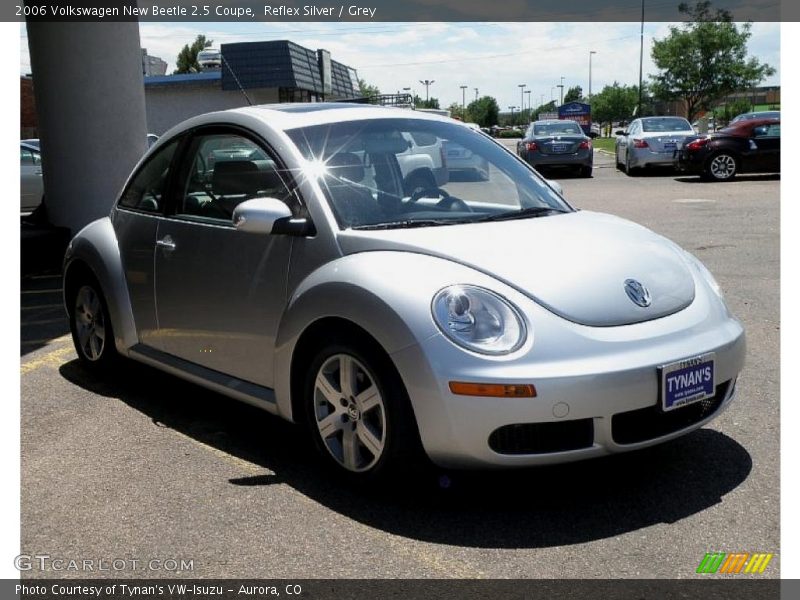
<box><xmin>64</xmin><ymin>103</ymin><xmax>745</xmax><ymax>478</ymax></box>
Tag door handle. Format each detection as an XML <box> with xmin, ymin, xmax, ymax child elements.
<box><xmin>156</xmin><ymin>235</ymin><xmax>176</xmax><ymax>252</ymax></box>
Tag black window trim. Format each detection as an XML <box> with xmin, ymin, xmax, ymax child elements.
<box><xmin>163</xmin><ymin>123</ymin><xmax>307</xmax><ymax>228</ymax></box>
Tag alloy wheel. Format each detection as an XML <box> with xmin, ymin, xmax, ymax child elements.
<box><xmin>709</xmin><ymin>154</ymin><xmax>736</xmax><ymax>180</ymax></box>
<box><xmin>74</xmin><ymin>285</ymin><xmax>106</xmax><ymax>361</ymax></box>
<box><xmin>312</xmin><ymin>353</ymin><xmax>387</xmax><ymax>472</ymax></box>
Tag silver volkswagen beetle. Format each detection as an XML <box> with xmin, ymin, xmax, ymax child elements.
<box><xmin>63</xmin><ymin>104</ymin><xmax>745</xmax><ymax>477</ymax></box>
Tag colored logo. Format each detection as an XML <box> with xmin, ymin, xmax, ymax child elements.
<box><xmin>696</xmin><ymin>552</ymin><xmax>775</xmax><ymax>574</ymax></box>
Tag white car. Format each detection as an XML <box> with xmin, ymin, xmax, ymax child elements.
<box><xmin>615</xmin><ymin>116</ymin><xmax>695</xmax><ymax>175</ymax></box>
<box><xmin>20</xmin><ymin>140</ymin><xmax>43</xmax><ymax>212</ymax></box>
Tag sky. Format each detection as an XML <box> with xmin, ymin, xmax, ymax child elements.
<box><xmin>18</xmin><ymin>21</ymin><xmax>780</xmax><ymax>112</ymax></box>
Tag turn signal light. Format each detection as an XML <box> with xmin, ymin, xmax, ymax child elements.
<box><xmin>449</xmin><ymin>382</ymin><xmax>537</xmax><ymax>398</ymax></box>
<box><xmin>632</xmin><ymin>139</ymin><xmax>649</xmax><ymax>148</ymax></box>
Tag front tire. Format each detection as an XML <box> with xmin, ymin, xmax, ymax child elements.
<box><xmin>68</xmin><ymin>275</ymin><xmax>118</xmax><ymax>368</ymax></box>
<box><xmin>303</xmin><ymin>340</ymin><xmax>420</xmax><ymax>479</ymax></box>
<box><xmin>705</xmin><ymin>152</ymin><xmax>738</xmax><ymax>181</ymax></box>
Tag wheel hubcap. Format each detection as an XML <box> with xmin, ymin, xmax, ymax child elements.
<box><xmin>74</xmin><ymin>285</ymin><xmax>106</xmax><ymax>361</ymax></box>
<box><xmin>710</xmin><ymin>155</ymin><xmax>735</xmax><ymax>179</ymax></box>
<box><xmin>313</xmin><ymin>354</ymin><xmax>386</xmax><ymax>472</ymax></box>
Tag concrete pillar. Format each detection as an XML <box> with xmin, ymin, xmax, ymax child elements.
<box><xmin>26</xmin><ymin>21</ymin><xmax>148</xmax><ymax>234</ymax></box>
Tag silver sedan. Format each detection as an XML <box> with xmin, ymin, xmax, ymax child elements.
<box><xmin>615</xmin><ymin>116</ymin><xmax>695</xmax><ymax>175</ymax></box>
<box><xmin>63</xmin><ymin>104</ymin><xmax>745</xmax><ymax>477</ymax></box>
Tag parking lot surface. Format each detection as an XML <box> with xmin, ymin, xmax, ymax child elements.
<box><xmin>20</xmin><ymin>148</ymin><xmax>779</xmax><ymax>578</ymax></box>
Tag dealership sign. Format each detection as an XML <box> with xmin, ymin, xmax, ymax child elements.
<box><xmin>558</xmin><ymin>102</ymin><xmax>592</xmax><ymax>134</ymax></box>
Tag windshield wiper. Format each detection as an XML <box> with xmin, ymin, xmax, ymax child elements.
<box><xmin>352</xmin><ymin>219</ymin><xmax>466</xmax><ymax>231</ymax></box>
<box><xmin>474</xmin><ymin>206</ymin><xmax>568</xmax><ymax>223</ymax></box>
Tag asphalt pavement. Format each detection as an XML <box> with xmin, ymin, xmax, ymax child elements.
<box><xmin>20</xmin><ymin>147</ymin><xmax>780</xmax><ymax>579</ymax></box>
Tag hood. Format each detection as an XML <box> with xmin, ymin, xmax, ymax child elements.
<box><xmin>337</xmin><ymin>211</ymin><xmax>695</xmax><ymax>327</ymax></box>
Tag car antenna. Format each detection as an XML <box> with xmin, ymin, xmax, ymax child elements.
<box><xmin>220</xmin><ymin>53</ymin><xmax>253</xmax><ymax>106</ymax></box>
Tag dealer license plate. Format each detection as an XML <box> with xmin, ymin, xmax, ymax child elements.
<box><xmin>659</xmin><ymin>352</ymin><xmax>715</xmax><ymax>412</ymax></box>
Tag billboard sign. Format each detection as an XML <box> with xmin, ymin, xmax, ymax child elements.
<box><xmin>558</xmin><ymin>102</ymin><xmax>592</xmax><ymax>134</ymax></box>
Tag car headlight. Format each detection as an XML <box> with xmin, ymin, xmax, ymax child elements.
<box><xmin>432</xmin><ymin>285</ymin><xmax>527</xmax><ymax>355</ymax></box>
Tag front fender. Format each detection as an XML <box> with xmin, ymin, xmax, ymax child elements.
<box><xmin>272</xmin><ymin>251</ymin><xmax>516</xmax><ymax>422</ymax></box>
<box><xmin>63</xmin><ymin>217</ymin><xmax>137</xmax><ymax>354</ymax></box>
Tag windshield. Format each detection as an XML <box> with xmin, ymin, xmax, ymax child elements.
<box><xmin>641</xmin><ymin>117</ymin><xmax>693</xmax><ymax>132</ymax></box>
<box><xmin>533</xmin><ymin>122</ymin><xmax>583</xmax><ymax>136</ymax></box>
<box><xmin>286</xmin><ymin>118</ymin><xmax>570</xmax><ymax>230</ymax></box>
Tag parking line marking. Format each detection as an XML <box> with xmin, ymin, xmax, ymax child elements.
<box><xmin>21</xmin><ymin>304</ymin><xmax>64</xmax><ymax>311</ymax></box>
<box><xmin>20</xmin><ymin>344</ymin><xmax>75</xmax><ymax>375</ymax></box>
<box><xmin>21</xmin><ymin>318</ymin><xmax>67</xmax><ymax>326</ymax></box>
<box><xmin>21</xmin><ymin>289</ymin><xmax>63</xmax><ymax>295</ymax></box>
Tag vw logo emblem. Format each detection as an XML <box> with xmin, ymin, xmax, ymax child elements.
<box><xmin>624</xmin><ymin>279</ymin><xmax>652</xmax><ymax>307</ymax></box>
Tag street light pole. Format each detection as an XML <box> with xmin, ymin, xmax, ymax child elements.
<box><xmin>638</xmin><ymin>0</ymin><xmax>645</xmax><ymax>115</ymax></box>
<box><xmin>525</xmin><ymin>90</ymin><xmax>531</xmax><ymax>121</ymax></box>
<box><xmin>518</xmin><ymin>83</ymin><xmax>526</xmax><ymax>122</ymax></box>
<box><xmin>419</xmin><ymin>79</ymin><xmax>434</xmax><ymax>103</ymax></box>
<box><xmin>460</xmin><ymin>85</ymin><xmax>468</xmax><ymax>113</ymax></box>
<box><xmin>474</xmin><ymin>87</ymin><xmax>479</xmax><ymax>101</ymax></box>
<box><xmin>508</xmin><ymin>106</ymin><xmax>516</xmax><ymax>125</ymax></box>
<box><xmin>589</xmin><ymin>50</ymin><xmax>597</xmax><ymax>102</ymax></box>
<box><xmin>558</xmin><ymin>76</ymin><xmax>565</xmax><ymax>105</ymax></box>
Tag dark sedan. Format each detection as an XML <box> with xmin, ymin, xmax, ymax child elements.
<box><xmin>675</xmin><ymin>118</ymin><xmax>780</xmax><ymax>181</ymax></box>
<box><xmin>517</xmin><ymin>119</ymin><xmax>593</xmax><ymax>177</ymax></box>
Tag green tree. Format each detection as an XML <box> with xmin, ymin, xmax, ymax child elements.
<box><xmin>591</xmin><ymin>82</ymin><xmax>639</xmax><ymax>125</ymax></box>
<box><xmin>358</xmin><ymin>78</ymin><xmax>380</xmax><ymax>98</ymax></box>
<box><xmin>466</xmin><ymin>96</ymin><xmax>500</xmax><ymax>127</ymax></box>
<box><xmin>174</xmin><ymin>35</ymin><xmax>212</xmax><ymax>74</ymax></box>
<box><xmin>413</xmin><ymin>95</ymin><xmax>441</xmax><ymax>110</ymax></box>
<box><xmin>564</xmin><ymin>85</ymin><xmax>584</xmax><ymax>103</ymax></box>
<box><xmin>532</xmin><ymin>100</ymin><xmax>557</xmax><ymax>118</ymax></box>
<box><xmin>649</xmin><ymin>1</ymin><xmax>774</xmax><ymax>122</ymax></box>
<box><xmin>447</xmin><ymin>102</ymin><xmax>467</xmax><ymax>121</ymax></box>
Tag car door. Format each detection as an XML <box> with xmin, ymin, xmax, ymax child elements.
<box><xmin>749</xmin><ymin>122</ymin><xmax>780</xmax><ymax>173</ymax></box>
<box><xmin>20</xmin><ymin>146</ymin><xmax>44</xmax><ymax>211</ymax></box>
<box><xmin>114</xmin><ymin>137</ymin><xmax>183</xmax><ymax>350</ymax></box>
<box><xmin>152</xmin><ymin>127</ymin><xmax>299</xmax><ymax>389</ymax></box>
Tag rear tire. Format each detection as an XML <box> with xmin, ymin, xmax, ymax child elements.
<box><xmin>705</xmin><ymin>152</ymin><xmax>738</xmax><ymax>181</ymax></box>
<box><xmin>303</xmin><ymin>338</ymin><xmax>421</xmax><ymax>480</ymax></box>
<box><xmin>579</xmin><ymin>165</ymin><xmax>592</xmax><ymax>178</ymax></box>
<box><xmin>67</xmin><ymin>273</ymin><xmax>118</xmax><ymax>369</ymax></box>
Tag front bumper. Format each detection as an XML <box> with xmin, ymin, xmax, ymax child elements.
<box><xmin>391</xmin><ymin>281</ymin><xmax>745</xmax><ymax>469</ymax></box>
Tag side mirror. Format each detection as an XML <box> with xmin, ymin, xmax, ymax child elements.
<box><xmin>233</xmin><ymin>198</ymin><xmax>313</xmax><ymax>236</ymax></box>
<box><xmin>614</xmin><ymin>130</ymin><xmax>625</xmax><ymax>136</ymax></box>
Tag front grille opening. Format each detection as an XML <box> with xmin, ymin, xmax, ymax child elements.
<box><xmin>488</xmin><ymin>419</ymin><xmax>594</xmax><ymax>455</ymax></box>
<box><xmin>611</xmin><ymin>380</ymin><xmax>732</xmax><ymax>445</ymax></box>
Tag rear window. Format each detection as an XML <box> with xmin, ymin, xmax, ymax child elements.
<box><xmin>641</xmin><ymin>118</ymin><xmax>692</xmax><ymax>132</ymax></box>
<box><xmin>533</xmin><ymin>122</ymin><xmax>583</xmax><ymax>136</ymax></box>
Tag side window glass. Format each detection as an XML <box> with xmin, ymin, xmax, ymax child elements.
<box><xmin>21</xmin><ymin>148</ymin><xmax>33</xmax><ymax>166</ymax></box>
<box><xmin>765</xmin><ymin>124</ymin><xmax>780</xmax><ymax>137</ymax></box>
<box><xmin>119</xmin><ymin>140</ymin><xmax>178</xmax><ymax>213</ymax></box>
<box><xmin>178</xmin><ymin>133</ymin><xmax>296</xmax><ymax>223</ymax></box>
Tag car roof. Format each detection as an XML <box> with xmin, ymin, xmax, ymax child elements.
<box><xmin>232</xmin><ymin>102</ymin><xmax>452</xmax><ymax>130</ymax></box>
<box><xmin>720</xmin><ymin>117</ymin><xmax>780</xmax><ymax>134</ymax></box>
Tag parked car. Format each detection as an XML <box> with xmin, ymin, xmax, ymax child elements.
<box><xmin>63</xmin><ymin>104</ymin><xmax>745</xmax><ymax>478</ymax></box>
<box><xmin>729</xmin><ymin>110</ymin><xmax>779</xmax><ymax>124</ymax></box>
<box><xmin>675</xmin><ymin>118</ymin><xmax>780</xmax><ymax>181</ymax></box>
<box><xmin>516</xmin><ymin>119</ymin><xmax>593</xmax><ymax>177</ymax></box>
<box><xmin>615</xmin><ymin>116</ymin><xmax>695</xmax><ymax>175</ymax></box>
<box><xmin>20</xmin><ymin>140</ymin><xmax>44</xmax><ymax>212</ymax></box>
